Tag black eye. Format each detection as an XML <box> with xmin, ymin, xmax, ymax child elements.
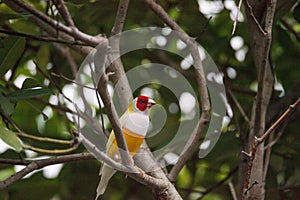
<box><xmin>140</xmin><ymin>100</ymin><xmax>146</xmax><ymax>104</ymax></box>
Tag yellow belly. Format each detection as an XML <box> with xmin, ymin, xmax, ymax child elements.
<box><xmin>112</xmin><ymin>128</ymin><xmax>144</xmax><ymax>156</ymax></box>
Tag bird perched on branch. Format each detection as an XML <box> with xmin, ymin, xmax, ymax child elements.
<box><xmin>96</xmin><ymin>95</ymin><xmax>156</xmax><ymax>199</ymax></box>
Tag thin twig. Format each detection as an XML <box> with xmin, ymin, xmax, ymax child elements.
<box><xmin>151</xmin><ymin>51</ymin><xmax>195</xmax><ymax>78</ymax></box>
<box><xmin>229</xmin><ymin>181</ymin><xmax>238</xmax><ymax>200</ymax></box>
<box><xmin>17</xmin><ymin>132</ymin><xmax>72</xmax><ymax>144</ymax></box>
<box><xmin>36</xmin><ymin>98</ymin><xmax>75</xmax><ymax>114</ymax></box>
<box><xmin>227</xmin><ymin>87</ymin><xmax>250</xmax><ymax>123</ymax></box>
<box><xmin>51</xmin><ymin>72</ymin><xmax>96</xmax><ymax>90</ymax></box>
<box><xmin>244</xmin><ymin>0</ymin><xmax>266</xmax><ymax>35</ymax></box>
<box><xmin>257</xmin><ymin>97</ymin><xmax>300</xmax><ymax>144</ymax></box>
<box><xmin>22</xmin><ymin>143</ymin><xmax>79</xmax><ymax>154</ymax></box>
<box><xmin>0</xmin><ymin>29</ymin><xmax>88</xmax><ymax>46</ymax></box>
<box><xmin>232</xmin><ymin>0</ymin><xmax>243</xmax><ymax>35</ymax></box>
<box><xmin>263</xmin><ymin>121</ymin><xmax>286</xmax><ymax>150</ymax></box>
<box><xmin>3</xmin><ymin>113</ymin><xmax>75</xmax><ymax>145</ymax></box>
<box><xmin>33</xmin><ymin>60</ymin><xmax>73</xmax><ymax>104</ymax></box>
<box><xmin>89</xmin><ymin>63</ymin><xmax>106</xmax><ymax>136</ymax></box>
<box><xmin>197</xmin><ymin>167</ymin><xmax>238</xmax><ymax>200</ymax></box>
<box><xmin>231</xmin><ymin>86</ymin><xmax>256</xmax><ymax>96</ymax></box>
<box><xmin>51</xmin><ymin>43</ymin><xmax>78</xmax><ymax>76</ymax></box>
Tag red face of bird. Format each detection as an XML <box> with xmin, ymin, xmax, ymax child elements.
<box><xmin>134</xmin><ymin>95</ymin><xmax>156</xmax><ymax>113</ymax></box>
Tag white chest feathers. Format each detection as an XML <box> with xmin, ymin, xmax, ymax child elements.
<box><xmin>121</xmin><ymin>112</ymin><xmax>150</xmax><ymax>137</ymax></box>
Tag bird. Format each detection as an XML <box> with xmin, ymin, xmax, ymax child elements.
<box><xmin>96</xmin><ymin>95</ymin><xmax>156</xmax><ymax>199</ymax></box>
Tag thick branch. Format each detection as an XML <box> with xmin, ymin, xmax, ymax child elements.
<box><xmin>135</xmin><ymin>143</ymin><xmax>183</xmax><ymax>200</ymax></box>
<box><xmin>111</xmin><ymin>0</ymin><xmax>130</xmax><ymax>35</ymax></box>
<box><xmin>97</xmin><ymin>73</ymin><xmax>132</xmax><ymax>166</ymax></box>
<box><xmin>241</xmin><ymin>0</ymin><xmax>277</xmax><ymax>199</ymax></box>
<box><xmin>144</xmin><ymin>0</ymin><xmax>211</xmax><ymax>182</ymax></box>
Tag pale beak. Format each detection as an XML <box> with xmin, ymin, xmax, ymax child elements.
<box><xmin>147</xmin><ymin>98</ymin><xmax>156</xmax><ymax>108</ymax></box>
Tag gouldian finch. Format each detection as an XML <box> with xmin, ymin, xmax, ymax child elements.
<box><xmin>96</xmin><ymin>95</ymin><xmax>156</xmax><ymax>199</ymax></box>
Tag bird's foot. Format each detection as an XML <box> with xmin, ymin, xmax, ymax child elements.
<box><xmin>135</xmin><ymin>166</ymin><xmax>145</xmax><ymax>177</ymax></box>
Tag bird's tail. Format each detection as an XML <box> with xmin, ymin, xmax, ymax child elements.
<box><xmin>95</xmin><ymin>164</ymin><xmax>116</xmax><ymax>200</ymax></box>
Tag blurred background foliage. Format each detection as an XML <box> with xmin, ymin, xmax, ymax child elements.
<box><xmin>0</xmin><ymin>0</ymin><xmax>299</xmax><ymax>199</ymax></box>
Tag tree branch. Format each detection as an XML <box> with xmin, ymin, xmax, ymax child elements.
<box><xmin>4</xmin><ymin>0</ymin><xmax>102</xmax><ymax>46</ymax></box>
<box><xmin>3</xmin><ymin>0</ymin><xmax>100</xmax><ymax>55</ymax></box>
<box><xmin>257</xmin><ymin>97</ymin><xmax>300</xmax><ymax>144</ymax></box>
<box><xmin>229</xmin><ymin>181</ymin><xmax>238</xmax><ymax>200</ymax></box>
<box><xmin>242</xmin><ymin>99</ymin><xmax>300</xmax><ymax>200</ymax></box>
<box><xmin>0</xmin><ymin>153</ymin><xmax>95</xmax><ymax>190</ymax></box>
<box><xmin>94</xmin><ymin>0</ymin><xmax>133</xmax><ymax>167</ymax></box>
<box><xmin>241</xmin><ymin>0</ymin><xmax>277</xmax><ymax>199</ymax></box>
<box><xmin>0</xmin><ymin>29</ymin><xmax>88</xmax><ymax>46</ymax></box>
<box><xmin>227</xmin><ymin>85</ymin><xmax>250</xmax><ymax>124</ymax></box>
<box><xmin>143</xmin><ymin>0</ymin><xmax>211</xmax><ymax>182</ymax></box>
<box><xmin>197</xmin><ymin>167</ymin><xmax>238</xmax><ymax>200</ymax></box>
<box><xmin>52</xmin><ymin>0</ymin><xmax>75</xmax><ymax>27</ymax></box>
<box><xmin>97</xmin><ymin>72</ymin><xmax>132</xmax><ymax>166</ymax></box>
<box><xmin>111</xmin><ymin>0</ymin><xmax>130</xmax><ymax>36</ymax></box>
<box><xmin>244</xmin><ymin>0</ymin><xmax>266</xmax><ymax>35</ymax></box>
<box><xmin>135</xmin><ymin>143</ymin><xmax>183</xmax><ymax>200</ymax></box>
<box><xmin>93</xmin><ymin>1</ymin><xmax>183</xmax><ymax>199</ymax></box>
<box><xmin>232</xmin><ymin>0</ymin><xmax>243</xmax><ymax>35</ymax></box>
<box><xmin>107</xmin><ymin>0</ymin><xmax>132</xmax><ymax>109</ymax></box>
<box><xmin>280</xmin><ymin>18</ymin><xmax>300</xmax><ymax>42</ymax></box>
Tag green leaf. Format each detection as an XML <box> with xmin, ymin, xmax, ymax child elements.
<box><xmin>0</xmin><ymin>122</ymin><xmax>22</xmax><ymax>152</ymax></box>
<box><xmin>0</xmin><ymin>95</ymin><xmax>15</xmax><ymax>116</ymax></box>
<box><xmin>7</xmin><ymin>88</ymin><xmax>53</xmax><ymax>101</ymax></box>
<box><xmin>177</xmin><ymin>166</ymin><xmax>192</xmax><ymax>187</ymax></box>
<box><xmin>36</xmin><ymin>45</ymin><xmax>50</xmax><ymax>69</ymax></box>
<box><xmin>0</xmin><ymin>168</ymin><xmax>15</xmax><ymax>181</ymax></box>
<box><xmin>0</xmin><ymin>36</ymin><xmax>26</xmax><ymax>77</ymax></box>
<box><xmin>22</xmin><ymin>78</ymin><xmax>43</xmax><ymax>89</ymax></box>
